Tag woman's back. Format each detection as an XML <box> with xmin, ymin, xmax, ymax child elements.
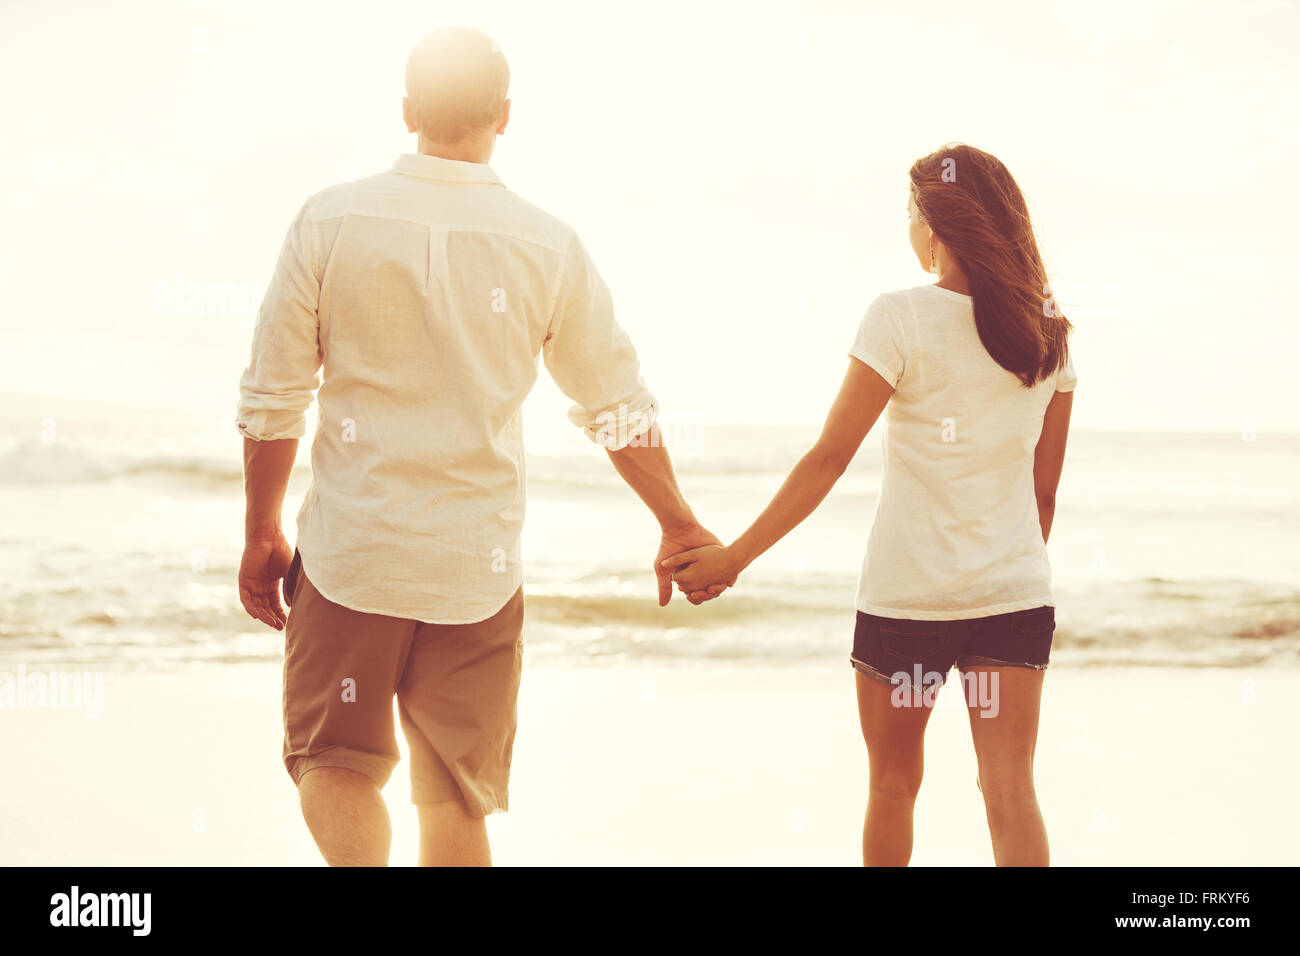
<box><xmin>850</xmin><ymin>283</ymin><xmax>1077</xmax><ymax>619</ymax></box>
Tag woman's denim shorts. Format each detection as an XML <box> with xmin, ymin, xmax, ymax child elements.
<box><xmin>851</xmin><ymin>605</ymin><xmax>1055</xmax><ymax>688</ymax></box>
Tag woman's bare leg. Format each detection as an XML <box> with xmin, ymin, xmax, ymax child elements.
<box><xmin>960</xmin><ymin>665</ymin><xmax>1049</xmax><ymax>866</ymax></box>
<box><xmin>855</xmin><ymin>671</ymin><xmax>936</xmax><ymax>866</ymax></box>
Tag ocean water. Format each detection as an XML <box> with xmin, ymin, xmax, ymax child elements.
<box><xmin>1</xmin><ymin>395</ymin><xmax>1297</xmax><ymax>670</ymax></box>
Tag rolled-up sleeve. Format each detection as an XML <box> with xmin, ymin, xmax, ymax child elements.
<box><xmin>236</xmin><ymin>201</ymin><xmax>323</xmax><ymax>441</ymax></box>
<box><xmin>542</xmin><ymin>231</ymin><xmax>657</xmax><ymax>451</ymax></box>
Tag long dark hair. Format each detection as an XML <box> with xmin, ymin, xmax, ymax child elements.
<box><xmin>909</xmin><ymin>144</ymin><xmax>1070</xmax><ymax>387</ymax></box>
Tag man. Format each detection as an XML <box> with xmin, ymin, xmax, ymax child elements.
<box><xmin>236</xmin><ymin>26</ymin><xmax>724</xmax><ymax>867</ymax></box>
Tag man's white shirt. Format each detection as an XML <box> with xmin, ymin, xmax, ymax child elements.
<box><xmin>237</xmin><ymin>153</ymin><xmax>657</xmax><ymax>623</ymax></box>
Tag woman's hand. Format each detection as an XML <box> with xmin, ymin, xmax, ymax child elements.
<box><xmin>661</xmin><ymin>545</ymin><xmax>740</xmax><ymax>596</ymax></box>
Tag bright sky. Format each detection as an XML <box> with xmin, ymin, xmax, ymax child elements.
<box><xmin>2</xmin><ymin>0</ymin><xmax>1297</xmax><ymax>439</ymax></box>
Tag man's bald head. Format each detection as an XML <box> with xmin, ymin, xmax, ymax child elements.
<box><xmin>405</xmin><ymin>26</ymin><xmax>509</xmax><ymax>143</ymax></box>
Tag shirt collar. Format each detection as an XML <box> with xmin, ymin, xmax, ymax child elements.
<box><xmin>390</xmin><ymin>153</ymin><xmax>505</xmax><ymax>187</ymax></box>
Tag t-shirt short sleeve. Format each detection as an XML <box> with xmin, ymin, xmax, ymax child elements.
<box><xmin>848</xmin><ymin>294</ymin><xmax>906</xmax><ymax>387</ymax></box>
<box><xmin>1054</xmin><ymin>350</ymin><xmax>1078</xmax><ymax>393</ymax></box>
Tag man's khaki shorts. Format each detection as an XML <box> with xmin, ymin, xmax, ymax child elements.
<box><xmin>281</xmin><ymin>550</ymin><xmax>523</xmax><ymax>817</ymax></box>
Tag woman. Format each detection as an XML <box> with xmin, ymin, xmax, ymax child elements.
<box><xmin>663</xmin><ymin>144</ymin><xmax>1075</xmax><ymax>866</ymax></box>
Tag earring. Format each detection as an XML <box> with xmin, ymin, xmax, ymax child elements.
<box><xmin>929</xmin><ymin>235</ymin><xmax>938</xmax><ymax>274</ymax></box>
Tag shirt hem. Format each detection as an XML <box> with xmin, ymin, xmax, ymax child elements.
<box><xmin>855</xmin><ymin>596</ymin><xmax>1056</xmax><ymax>621</ymax></box>
<box><xmin>298</xmin><ymin>550</ymin><xmax>520</xmax><ymax>625</ymax></box>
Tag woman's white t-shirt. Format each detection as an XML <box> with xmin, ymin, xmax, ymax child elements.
<box><xmin>849</xmin><ymin>283</ymin><xmax>1076</xmax><ymax>620</ymax></box>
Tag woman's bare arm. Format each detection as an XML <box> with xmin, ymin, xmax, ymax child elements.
<box><xmin>1033</xmin><ymin>390</ymin><xmax>1073</xmax><ymax>542</ymax></box>
<box><xmin>663</xmin><ymin>358</ymin><xmax>893</xmax><ymax>589</ymax></box>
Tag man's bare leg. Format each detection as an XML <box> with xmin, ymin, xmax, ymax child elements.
<box><xmin>298</xmin><ymin>767</ymin><xmax>391</xmax><ymax>866</ymax></box>
<box><xmin>417</xmin><ymin>801</ymin><xmax>492</xmax><ymax>867</ymax></box>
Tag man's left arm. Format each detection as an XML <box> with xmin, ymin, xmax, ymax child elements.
<box><xmin>236</xmin><ymin>201</ymin><xmax>323</xmax><ymax>629</ymax></box>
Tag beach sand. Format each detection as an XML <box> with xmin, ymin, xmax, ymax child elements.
<box><xmin>1</xmin><ymin>661</ymin><xmax>1296</xmax><ymax>866</ymax></box>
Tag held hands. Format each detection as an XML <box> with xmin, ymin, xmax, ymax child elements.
<box><xmin>655</xmin><ymin>524</ymin><xmax>732</xmax><ymax>606</ymax></box>
<box><xmin>660</xmin><ymin>543</ymin><xmax>740</xmax><ymax>601</ymax></box>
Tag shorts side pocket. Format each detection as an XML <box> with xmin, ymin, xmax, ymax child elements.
<box><xmin>1009</xmin><ymin>605</ymin><xmax>1055</xmax><ymax>638</ymax></box>
<box><xmin>283</xmin><ymin>549</ymin><xmax>303</xmax><ymax>608</ymax></box>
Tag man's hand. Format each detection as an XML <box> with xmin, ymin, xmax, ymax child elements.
<box><xmin>655</xmin><ymin>524</ymin><xmax>730</xmax><ymax>606</ymax></box>
<box><xmin>238</xmin><ymin>531</ymin><xmax>294</xmax><ymax>630</ymax></box>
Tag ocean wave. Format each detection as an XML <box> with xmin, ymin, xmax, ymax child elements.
<box><xmin>524</xmin><ymin>591</ymin><xmax>849</xmax><ymax>628</ymax></box>
<box><xmin>2</xmin><ymin>572</ymin><xmax>1298</xmax><ymax>670</ymax></box>
<box><xmin>0</xmin><ymin>440</ymin><xmax>845</xmax><ymax>489</ymax></box>
<box><xmin>0</xmin><ymin>440</ymin><xmax>260</xmax><ymax>486</ymax></box>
